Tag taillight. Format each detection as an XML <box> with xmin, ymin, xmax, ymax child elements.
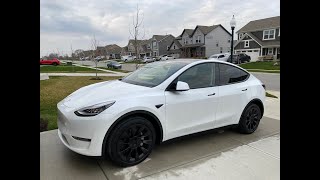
<box><xmin>262</xmin><ymin>83</ymin><xmax>266</xmax><ymax>90</ymax></box>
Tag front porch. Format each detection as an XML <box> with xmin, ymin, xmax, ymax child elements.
<box><xmin>180</xmin><ymin>44</ymin><xmax>206</xmax><ymax>58</ymax></box>
<box><xmin>261</xmin><ymin>47</ymin><xmax>280</xmax><ymax>60</ymax></box>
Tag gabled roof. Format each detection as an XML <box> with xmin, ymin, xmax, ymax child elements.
<box><xmin>234</xmin><ymin>32</ymin><xmax>280</xmax><ymax>48</ymax></box>
<box><xmin>127</xmin><ymin>39</ymin><xmax>149</xmax><ymax>46</ymax></box>
<box><xmin>168</xmin><ymin>39</ymin><xmax>182</xmax><ymax>50</ymax></box>
<box><xmin>179</xmin><ymin>29</ymin><xmax>194</xmax><ymax>37</ymax></box>
<box><xmin>152</xmin><ymin>35</ymin><xmax>167</xmax><ymax>41</ymax></box>
<box><xmin>105</xmin><ymin>44</ymin><xmax>122</xmax><ymax>54</ymax></box>
<box><xmin>237</xmin><ymin>16</ymin><xmax>280</xmax><ymax>33</ymax></box>
<box><xmin>191</xmin><ymin>24</ymin><xmax>231</xmax><ymax>36</ymax></box>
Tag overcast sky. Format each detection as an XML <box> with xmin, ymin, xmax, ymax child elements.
<box><xmin>40</xmin><ymin>0</ymin><xmax>280</xmax><ymax>57</ymax></box>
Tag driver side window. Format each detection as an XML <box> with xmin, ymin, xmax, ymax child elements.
<box><xmin>177</xmin><ymin>63</ymin><xmax>215</xmax><ymax>89</ymax></box>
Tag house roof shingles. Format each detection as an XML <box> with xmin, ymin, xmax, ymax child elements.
<box><xmin>237</xmin><ymin>16</ymin><xmax>280</xmax><ymax>33</ymax></box>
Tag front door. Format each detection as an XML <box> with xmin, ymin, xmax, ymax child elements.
<box><xmin>165</xmin><ymin>63</ymin><xmax>219</xmax><ymax>140</ymax></box>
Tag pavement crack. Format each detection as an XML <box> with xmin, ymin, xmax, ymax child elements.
<box><xmin>97</xmin><ymin>161</ymin><xmax>109</xmax><ymax>180</ymax></box>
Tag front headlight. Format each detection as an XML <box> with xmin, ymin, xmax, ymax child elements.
<box><xmin>74</xmin><ymin>101</ymin><xmax>115</xmax><ymax>116</ymax></box>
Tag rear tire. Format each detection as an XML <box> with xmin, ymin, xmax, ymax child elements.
<box><xmin>237</xmin><ymin>104</ymin><xmax>262</xmax><ymax>134</ymax></box>
<box><xmin>106</xmin><ymin>116</ymin><xmax>156</xmax><ymax>167</ymax></box>
<box><xmin>53</xmin><ymin>62</ymin><xmax>57</xmax><ymax>66</ymax></box>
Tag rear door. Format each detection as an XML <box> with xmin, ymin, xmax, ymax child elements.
<box><xmin>214</xmin><ymin>63</ymin><xmax>251</xmax><ymax>128</ymax></box>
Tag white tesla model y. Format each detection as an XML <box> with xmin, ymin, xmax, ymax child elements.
<box><xmin>57</xmin><ymin>59</ymin><xmax>265</xmax><ymax>167</ymax></box>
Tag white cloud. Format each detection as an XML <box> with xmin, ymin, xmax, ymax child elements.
<box><xmin>40</xmin><ymin>0</ymin><xmax>280</xmax><ymax>57</ymax></box>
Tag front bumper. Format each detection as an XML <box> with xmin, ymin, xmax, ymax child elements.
<box><xmin>57</xmin><ymin>103</ymin><xmax>116</xmax><ymax>156</ymax></box>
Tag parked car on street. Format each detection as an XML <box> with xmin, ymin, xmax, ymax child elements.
<box><xmin>94</xmin><ymin>56</ymin><xmax>103</xmax><ymax>61</ymax></box>
<box><xmin>161</xmin><ymin>55</ymin><xmax>175</xmax><ymax>61</ymax></box>
<box><xmin>57</xmin><ymin>59</ymin><xmax>265</xmax><ymax>167</ymax></box>
<box><xmin>152</xmin><ymin>56</ymin><xmax>161</xmax><ymax>61</ymax></box>
<box><xmin>40</xmin><ymin>58</ymin><xmax>61</xmax><ymax>66</ymax></box>
<box><xmin>208</xmin><ymin>53</ymin><xmax>230</xmax><ymax>62</ymax></box>
<box><xmin>85</xmin><ymin>57</ymin><xmax>90</xmax><ymax>60</ymax></box>
<box><xmin>227</xmin><ymin>54</ymin><xmax>251</xmax><ymax>64</ymax></box>
<box><xmin>106</xmin><ymin>60</ymin><xmax>122</xmax><ymax>69</ymax></box>
<box><xmin>121</xmin><ymin>55</ymin><xmax>137</xmax><ymax>62</ymax></box>
<box><xmin>142</xmin><ymin>57</ymin><xmax>154</xmax><ymax>63</ymax></box>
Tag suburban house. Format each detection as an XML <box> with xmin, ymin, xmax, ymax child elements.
<box><xmin>168</xmin><ymin>25</ymin><xmax>232</xmax><ymax>58</ymax></box>
<box><xmin>96</xmin><ymin>44</ymin><xmax>122</xmax><ymax>59</ymax></box>
<box><xmin>234</xmin><ymin>16</ymin><xmax>280</xmax><ymax>61</ymax></box>
<box><xmin>122</xmin><ymin>39</ymin><xmax>150</xmax><ymax>58</ymax></box>
<box><xmin>149</xmin><ymin>35</ymin><xmax>175</xmax><ymax>57</ymax></box>
<box><xmin>121</xmin><ymin>34</ymin><xmax>174</xmax><ymax>58</ymax></box>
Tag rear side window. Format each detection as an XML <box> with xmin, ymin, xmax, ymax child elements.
<box><xmin>217</xmin><ymin>63</ymin><xmax>249</xmax><ymax>85</ymax></box>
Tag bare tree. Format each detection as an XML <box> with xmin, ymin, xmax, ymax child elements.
<box><xmin>70</xmin><ymin>44</ymin><xmax>75</xmax><ymax>72</ymax></box>
<box><xmin>129</xmin><ymin>4</ymin><xmax>145</xmax><ymax>69</ymax></box>
<box><xmin>91</xmin><ymin>35</ymin><xmax>101</xmax><ymax>80</ymax></box>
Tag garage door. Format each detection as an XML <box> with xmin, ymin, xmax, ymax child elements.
<box><xmin>243</xmin><ymin>50</ymin><xmax>260</xmax><ymax>62</ymax></box>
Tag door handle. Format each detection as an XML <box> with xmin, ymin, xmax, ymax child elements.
<box><xmin>208</xmin><ymin>93</ymin><xmax>216</xmax><ymax>96</ymax></box>
<box><xmin>242</xmin><ymin>89</ymin><xmax>247</xmax><ymax>91</ymax></box>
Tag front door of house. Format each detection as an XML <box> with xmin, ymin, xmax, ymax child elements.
<box><xmin>277</xmin><ymin>48</ymin><xmax>280</xmax><ymax>59</ymax></box>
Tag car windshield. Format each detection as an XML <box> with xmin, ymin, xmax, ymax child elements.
<box><xmin>121</xmin><ymin>61</ymin><xmax>188</xmax><ymax>87</ymax></box>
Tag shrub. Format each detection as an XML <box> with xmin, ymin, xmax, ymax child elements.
<box><xmin>40</xmin><ymin>118</ymin><xmax>48</xmax><ymax>132</ymax></box>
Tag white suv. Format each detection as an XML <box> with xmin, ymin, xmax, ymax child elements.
<box><xmin>57</xmin><ymin>59</ymin><xmax>265</xmax><ymax>167</ymax></box>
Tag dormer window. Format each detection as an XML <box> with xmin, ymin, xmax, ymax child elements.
<box><xmin>263</xmin><ymin>29</ymin><xmax>276</xmax><ymax>40</ymax></box>
<box><xmin>173</xmin><ymin>45</ymin><xmax>176</xmax><ymax>49</ymax></box>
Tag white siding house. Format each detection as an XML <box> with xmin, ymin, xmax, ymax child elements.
<box><xmin>205</xmin><ymin>26</ymin><xmax>231</xmax><ymax>57</ymax></box>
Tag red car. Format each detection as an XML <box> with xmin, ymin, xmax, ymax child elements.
<box><xmin>40</xmin><ymin>58</ymin><xmax>61</xmax><ymax>66</ymax></box>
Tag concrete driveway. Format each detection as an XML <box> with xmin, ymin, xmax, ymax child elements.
<box><xmin>41</xmin><ymin>116</ymin><xmax>279</xmax><ymax>180</ymax></box>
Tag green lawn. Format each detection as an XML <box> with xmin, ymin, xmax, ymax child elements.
<box><xmin>40</xmin><ymin>76</ymin><xmax>122</xmax><ymax>130</ymax></box>
<box><xmin>40</xmin><ymin>65</ymin><xmax>104</xmax><ymax>73</ymax></box>
<box><xmin>239</xmin><ymin>62</ymin><xmax>280</xmax><ymax>71</ymax></box>
<box><xmin>98</xmin><ymin>67</ymin><xmax>131</xmax><ymax>73</ymax></box>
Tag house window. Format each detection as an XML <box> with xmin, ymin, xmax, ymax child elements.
<box><xmin>153</xmin><ymin>41</ymin><xmax>157</xmax><ymax>48</ymax></box>
<box><xmin>263</xmin><ymin>29</ymin><xmax>276</xmax><ymax>40</ymax></box>
<box><xmin>228</xmin><ymin>39</ymin><xmax>231</xmax><ymax>43</ymax></box>
<box><xmin>244</xmin><ymin>40</ymin><xmax>249</xmax><ymax>48</ymax></box>
<box><xmin>183</xmin><ymin>38</ymin><xmax>188</xmax><ymax>44</ymax></box>
<box><xmin>268</xmin><ymin>48</ymin><xmax>273</xmax><ymax>54</ymax></box>
<box><xmin>173</xmin><ymin>45</ymin><xmax>176</xmax><ymax>49</ymax></box>
<box><xmin>239</xmin><ymin>33</ymin><xmax>243</xmax><ymax>39</ymax></box>
<box><xmin>278</xmin><ymin>28</ymin><xmax>280</xmax><ymax>36</ymax></box>
<box><xmin>196</xmin><ymin>36</ymin><xmax>201</xmax><ymax>43</ymax></box>
<box><xmin>220</xmin><ymin>47</ymin><xmax>223</xmax><ymax>53</ymax></box>
<box><xmin>147</xmin><ymin>44</ymin><xmax>150</xmax><ymax>49</ymax></box>
<box><xmin>216</xmin><ymin>42</ymin><xmax>219</xmax><ymax>47</ymax></box>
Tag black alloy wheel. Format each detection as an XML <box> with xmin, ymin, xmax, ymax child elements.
<box><xmin>238</xmin><ymin>104</ymin><xmax>262</xmax><ymax>134</ymax></box>
<box><xmin>107</xmin><ymin>116</ymin><xmax>156</xmax><ymax>167</ymax></box>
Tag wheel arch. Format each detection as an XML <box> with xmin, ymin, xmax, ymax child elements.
<box><xmin>101</xmin><ymin>110</ymin><xmax>164</xmax><ymax>157</ymax></box>
<box><xmin>245</xmin><ymin>98</ymin><xmax>264</xmax><ymax>117</ymax></box>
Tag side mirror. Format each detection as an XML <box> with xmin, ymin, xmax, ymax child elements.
<box><xmin>176</xmin><ymin>81</ymin><xmax>190</xmax><ymax>91</ymax></box>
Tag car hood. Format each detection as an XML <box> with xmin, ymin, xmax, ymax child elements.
<box><xmin>61</xmin><ymin>80</ymin><xmax>150</xmax><ymax>108</ymax></box>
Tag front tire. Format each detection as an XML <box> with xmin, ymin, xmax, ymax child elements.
<box><xmin>106</xmin><ymin>116</ymin><xmax>156</xmax><ymax>167</ymax></box>
<box><xmin>237</xmin><ymin>104</ymin><xmax>262</xmax><ymax>134</ymax></box>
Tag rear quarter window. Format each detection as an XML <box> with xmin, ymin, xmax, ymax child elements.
<box><xmin>217</xmin><ymin>63</ymin><xmax>249</xmax><ymax>85</ymax></box>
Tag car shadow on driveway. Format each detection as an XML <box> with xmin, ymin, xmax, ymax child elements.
<box><xmin>40</xmin><ymin>117</ymin><xmax>279</xmax><ymax>180</ymax></box>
